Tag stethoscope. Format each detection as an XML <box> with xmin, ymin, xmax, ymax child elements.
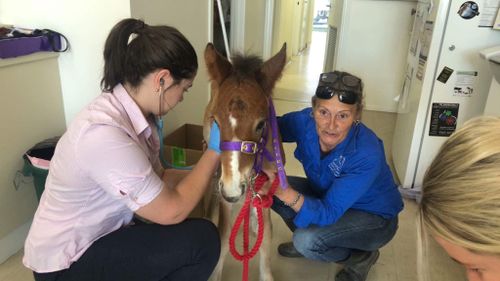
<box><xmin>155</xmin><ymin>79</ymin><xmax>193</xmax><ymax>170</ymax></box>
<box><xmin>155</xmin><ymin>0</ymin><xmax>227</xmax><ymax>169</ymax></box>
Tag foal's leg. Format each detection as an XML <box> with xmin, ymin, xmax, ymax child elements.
<box><xmin>257</xmin><ymin>208</ymin><xmax>274</xmax><ymax>281</ymax></box>
<box><xmin>210</xmin><ymin>200</ymin><xmax>232</xmax><ymax>281</ymax></box>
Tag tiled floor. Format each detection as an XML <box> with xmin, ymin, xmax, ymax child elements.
<box><xmin>0</xmin><ymin>31</ymin><xmax>468</xmax><ymax>281</ymax></box>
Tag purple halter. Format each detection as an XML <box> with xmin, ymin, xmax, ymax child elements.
<box><xmin>219</xmin><ymin>98</ymin><xmax>288</xmax><ymax>189</ymax></box>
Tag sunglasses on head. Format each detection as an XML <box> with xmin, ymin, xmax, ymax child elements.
<box><xmin>315</xmin><ymin>72</ymin><xmax>361</xmax><ymax>104</ymax></box>
<box><xmin>320</xmin><ymin>72</ymin><xmax>361</xmax><ymax>87</ymax></box>
<box><xmin>315</xmin><ymin>86</ymin><xmax>359</xmax><ymax>104</ymax></box>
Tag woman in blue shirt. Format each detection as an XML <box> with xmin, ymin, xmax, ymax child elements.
<box><xmin>271</xmin><ymin>71</ymin><xmax>403</xmax><ymax>281</ymax></box>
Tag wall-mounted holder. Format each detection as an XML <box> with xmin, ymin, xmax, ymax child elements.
<box><xmin>480</xmin><ymin>45</ymin><xmax>500</xmax><ymax>83</ymax></box>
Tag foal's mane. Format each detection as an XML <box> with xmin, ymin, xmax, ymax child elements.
<box><xmin>230</xmin><ymin>54</ymin><xmax>263</xmax><ymax>84</ymax></box>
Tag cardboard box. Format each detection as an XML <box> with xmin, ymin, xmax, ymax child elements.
<box><xmin>164</xmin><ymin>124</ymin><xmax>209</xmax><ymax>218</ymax></box>
<box><xmin>164</xmin><ymin>123</ymin><xmax>204</xmax><ymax>167</ymax></box>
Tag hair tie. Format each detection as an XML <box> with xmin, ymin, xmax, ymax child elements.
<box><xmin>127</xmin><ymin>33</ymin><xmax>138</xmax><ymax>45</ymax></box>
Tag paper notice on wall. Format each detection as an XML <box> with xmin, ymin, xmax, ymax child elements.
<box><xmin>453</xmin><ymin>71</ymin><xmax>478</xmax><ymax>97</ymax></box>
<box><xmin>409</xmin><ymin>3</ymin><xmax>430</xmax><ymax>56</ymax></box>
<box><xmin>416</xmin><ymin>21</ymin><xmax>433</xmax><ymax>80</ymax></box>
<box><xmin>479</xmin><ymin>0</ymin><xmax>500</xmax><ymax>27</ymax></box>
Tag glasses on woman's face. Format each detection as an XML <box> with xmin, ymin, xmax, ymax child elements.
<box><xmin>315</xmin><ymin>72</ymin><xmax>361</xmax><ymax>104</ymax></box>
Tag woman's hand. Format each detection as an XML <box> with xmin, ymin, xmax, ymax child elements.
<box><xmin>257</xmin><ymin>170</ymin><xmax>303</xmax><ymax>210</ymax></box>
<box><xmin>257</xmin><ymin>171</ymin><xmax>286</xmax><ymax>198</ymax></box>
<box><xmin>257</xmin><ymin>169</ymin><xmax>278</xmax><ymax>194</ymax></box>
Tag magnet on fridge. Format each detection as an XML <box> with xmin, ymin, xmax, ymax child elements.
<box><xmin>458</xmin><ymin>1</ymin><xmax>480</xmax><ymax>20</ymax></box>
<box><xmin>437</xmin><ymin>66</ymin><xmax>454</xmax><ymax>83</ymax></box>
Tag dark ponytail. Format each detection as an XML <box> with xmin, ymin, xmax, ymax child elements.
<box><xmin>100</xmin><ymin>18</ymin><xmax>198</xmax><ymax>92</ymax></box>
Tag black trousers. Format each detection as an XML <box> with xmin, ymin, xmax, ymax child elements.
<box><xmin>33</xmin><ymin>218</ymin><xmax>220</xmax><ymax>281</ymax></box>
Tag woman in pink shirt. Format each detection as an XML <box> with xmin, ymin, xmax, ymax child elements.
<box><xmin>23</xmin><ymin>18</ymin><xmax>221</xmax><ymax>281</ymax></box>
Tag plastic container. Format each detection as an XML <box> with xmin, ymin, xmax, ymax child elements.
<box><xmin>22</xmin><ymin>137</ymin><xmax>59</xmax><ymax>201</ymax></box>
<box><xmin>23</xmin><ymin>158</ymin><xmax>49</xmax><ymax>201</ymax></box>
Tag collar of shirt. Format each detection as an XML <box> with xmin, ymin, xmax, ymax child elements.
<box><xmin>341</xmin><ymin>123</ymin><xmax>360</xmax><ymax>155</ymax></box>
<box><xmin>112</xmin><ymin>84</ymin><xmax>152</xmax><ymax>139</ymax></box>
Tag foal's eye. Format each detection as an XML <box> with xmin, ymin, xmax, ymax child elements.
<box><xmin>256</xmin><ymin>121</ymin><xmax>266</xmax><ymax>132</ymax></box>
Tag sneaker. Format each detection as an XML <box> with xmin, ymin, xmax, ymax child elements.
<box><xmin>335</xmin><ymin>250</ymin><xmax>380</xmax><ymax>281</ymax></box>
<box><xmin>277</xmin><ymin>242</ymin><xmax>303</xmax><ymax>258</ymax></box>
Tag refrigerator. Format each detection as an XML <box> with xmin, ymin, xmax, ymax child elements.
<box><xmin>392</xmin><ymin>0</ymin><xmax>500</xmax><ymax>191</ymax></box>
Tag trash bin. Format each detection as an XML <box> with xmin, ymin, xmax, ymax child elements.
<box><xmin>22</xmin><ymin>137</ymin><xmax>59</xmax><ymax>201</ymax></box>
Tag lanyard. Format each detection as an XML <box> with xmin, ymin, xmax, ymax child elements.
<box><xmin>155</xmin><ymin>116</ymin><xmax>192</xmax><ymax>170</ymax></box>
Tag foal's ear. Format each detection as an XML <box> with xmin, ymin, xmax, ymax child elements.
<box><xmin>204</xmin><ymin>43</ymin><xmax>232</xmax><ymax>85</ymax></box>
<box><xmin>258</xmin><ymin>43</ymin><xmax>287</xmax><ymax>96</ymax></box>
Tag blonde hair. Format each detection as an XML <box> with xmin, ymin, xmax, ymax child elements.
<box><xmin>418</xmin><ymin>116</ymin><xmax>500</xmax><ymax>279</ymax></box>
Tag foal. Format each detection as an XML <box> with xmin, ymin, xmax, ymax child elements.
<box><xmin>203</xmin><ymin>43</ymin><xmax>287</xmax><ymax>281</ymax></box>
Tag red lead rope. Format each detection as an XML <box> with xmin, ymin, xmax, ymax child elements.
<box><xmin>229</xmin><ymin>173</ymin><xmax>279</xmax><ymax>281</ymax></box>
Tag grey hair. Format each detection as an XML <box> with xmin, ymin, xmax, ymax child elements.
<box><xmin>311</xmin><ymin>70</ymin><xmax>364</xmax><ymax>116</ymax></box>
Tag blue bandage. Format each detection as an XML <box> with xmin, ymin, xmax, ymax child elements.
<box><xmin>208</xmin><ymin>121</ymin><xmax>221</xmax><ymax>154</ymax></box>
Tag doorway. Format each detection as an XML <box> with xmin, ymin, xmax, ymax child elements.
<box><xmin>212</xmin><ymin>0</ymin><xmax>231</xmax><ymax>58</ymax></box>
<box><xmin>271</xmin><ymin>0</ymin><xmax>329</xmax><ymax>103</ymax></box>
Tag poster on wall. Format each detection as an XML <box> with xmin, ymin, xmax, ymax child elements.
<box><xmin>429</xmin><ymin>103</ymin><xmax>459</xmax><ymax>137</ymax></box>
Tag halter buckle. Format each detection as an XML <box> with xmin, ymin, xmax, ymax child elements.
<box><xmin>241</xmin><ymin>141</ymin><xmax>257</xmax><ymax>154</ymax></box>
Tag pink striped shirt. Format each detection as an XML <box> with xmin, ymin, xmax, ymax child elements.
<box><xmin>23</xmin><ymin>84</ymin><xmax>164</xmax><ymax>273</ymax></box>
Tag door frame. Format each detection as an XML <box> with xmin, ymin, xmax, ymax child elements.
<box><xmin>230</xmin><ymin>0</ymin><xmax>246</xmax><ymax>54</ymax></box>
<box><xmin>263</xmin><ymin>0</ymin><xmax>275</xmax><ymax>59</ymax></box>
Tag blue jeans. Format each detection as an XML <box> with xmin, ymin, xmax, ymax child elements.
<box><xmin>272</xmin><ymin>176</ymin><xmax>399</xmax><ymax>262</ymax></box>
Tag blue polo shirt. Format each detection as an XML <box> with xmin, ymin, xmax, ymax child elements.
<box><xmin>279</xmin><ymin>108</ymin><xmax>403</xmax><ymax>228</ymax></box>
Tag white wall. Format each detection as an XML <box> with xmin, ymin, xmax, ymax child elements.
<box><xmin>484</xmin><ymin>79</ymin><xmax>500</xmax><ymax>116</ymax></box>
<box><xmin>0</xmin><ymin>0</ymin><xmax>130</xmax><ymax>263</ymax></box>
<box><xmin>272</xmin><ymin>0</ymin><xmax>294</xmax><ymax>61</ymax></box>
<box><xmin>0</xmin><ymin>0</ymin><xmax>131</xmax><ymax>124</ymax></box>
<box><xmin>244</xmin><ymin>0</ymin><xmax>266</xmax><ymax>57</ymax></box>
<box><xmin>0</xmin><ymin>54</ymin><xmax>66</xmax><ymax>263</ymax></box>
<box><xmin>130</xmin><ymin>0</ymin><xmax>211</xmax><ymax>134</ymax></box>
<box><xmin>332</xmin><ymin>0</ymin><xmax>415</xmax><ymax>112</ymax></box>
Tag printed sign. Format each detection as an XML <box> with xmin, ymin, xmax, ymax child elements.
<box><xmin>453</xmin><ymin>71</ymin><xmax>478</xmax><ymax>97</ymax></box>
<box><xmin>429</xmin><ymin>103</ymin><xmax>459</xmax><ymax>137</ymax></box>
<box><xmin>416</xmin><ymin>21</ymin><xmax>433</xmax><ymax>80</ymax></box>
<box><xmin>437</xmin><ymin>66</ymin><xmax>454</xmax><ymax>83</ymax></box>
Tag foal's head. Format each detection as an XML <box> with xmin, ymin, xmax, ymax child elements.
<box><xmin>204</xmin><ymin>43</ymin><xmax>286</xmax><ymax>203</ymax></box>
